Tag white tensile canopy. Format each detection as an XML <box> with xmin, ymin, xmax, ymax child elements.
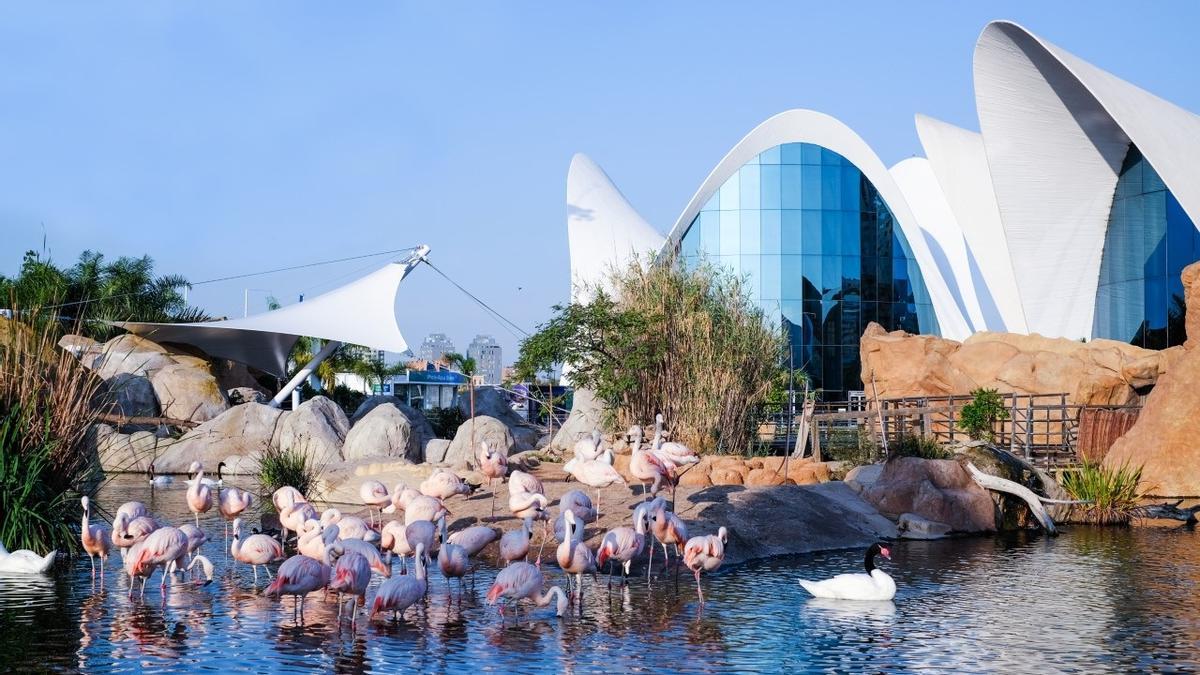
<box><xmin>116</xmin><ymin>246</ymin><xmax>429</xmax><ymax>380</ymax></box>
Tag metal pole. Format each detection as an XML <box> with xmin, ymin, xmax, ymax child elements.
<box><xmin>271</xmin><ymin>340</ymin><xmax>342</xmax><ymax>408</ymax></box>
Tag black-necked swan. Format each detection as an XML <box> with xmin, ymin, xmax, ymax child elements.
<box><xmin>799</xmin><ymin>542</ymin><xmax>896</xmax><ymax>601</ymax></box>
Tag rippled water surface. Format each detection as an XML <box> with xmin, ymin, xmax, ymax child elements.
<box><xmin>1</xmin><ymin>477</ymin><xmax>1198</xmax><ymax>673</ymax></box>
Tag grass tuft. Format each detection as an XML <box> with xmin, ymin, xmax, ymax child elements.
<box><xmin>1060</xmin><ymin>459</ymin><xmax>1144</xmax><ymax>525</ymax></box>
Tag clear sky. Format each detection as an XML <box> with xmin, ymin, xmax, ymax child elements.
<box><xmin>2</xmin><ymin>2</ymin><xmax>1198</xmax><ymax>365</ymax></box>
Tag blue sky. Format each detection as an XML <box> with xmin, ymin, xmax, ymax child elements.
<box><xmin>2</xmin><ymin>2</ymin><xmax>1198</xmax><ymax>365</ymax></box>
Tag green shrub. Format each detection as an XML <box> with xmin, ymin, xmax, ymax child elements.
<box><xmin>1060</xmin><ymin>459</ymin><xmax>1143</xmax><ymax>525</ymax></box>
<box><xmin>0</xmin><ymin>405</ymin><xmax>78</xmax><ymax>552</ymax></box>
<box><xmin>427</xmin><ymin>406</ymin><xmax>468</xmax><ymax>439</ymax></box>
<box><xmin>890</xmin><ymin>434</ymin><xmax>952</xmax><ymax>460</ymax></box>
<box><xmin>958</xmin><ymin>388</ymin><xmax>1009</xmax><ymax>441</ymax></box>
<box><xmin>257</xmin><ymin>444</ymin><xmax>325</xmax><ymax>502</ymax></box>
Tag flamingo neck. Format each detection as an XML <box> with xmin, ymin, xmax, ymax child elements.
<box><xmin>536</xmin><ymin>585</ymin><xmax>565</xmax><ymax>608</ymax></box>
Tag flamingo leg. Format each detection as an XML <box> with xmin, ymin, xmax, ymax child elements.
<box><xmin>647</xmin><ymin>543</ymin><xmax>653</xmax><ymax>581</ymax></box>
<box><xmin>694</xmin><ymin>569</ymin><xmax>703</xmax><ymax>605</ymax></box>
<box><xmin>89</xmin><ymin>554</ymin><xmax>95</xmax><ymax>580</ymax></box>
<box><xmin>489</xmin><ymin>479</ymin><xmax>496</xmax><ymax>521</ymax></box>
<box><xmin>253</xmin><ymin>565</ymin><xmax>258</xmax><ymax>586</ymax></box>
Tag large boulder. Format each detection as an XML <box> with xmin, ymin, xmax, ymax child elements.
<box><xmin>860</xmin><ymin>456</ymin><xmax>996</xmax><ymax>533</ymax></box>
<box><xmin>351</xmin><ymin>395</ymin><xmax>437</xmax><ymax>454</ymax></box>
<box><xmin>96</xmin><ymin>429</ymin><xmax>171</xmax><ymax>473</ymax></box>
<box><xmin>90</xmin><ymin>334</ymin><xmax>176</xmax><ymax>379</ymax></box>
<box><xmin>58</xmin><ymin>334</ymin><xmax>101</xmax><ymax>363</ymax></box>
<box><xmin>211</xmin><ymin>359</ymin><xmax>270</xmax><ymax>397</ymax></box>
<box><xmin>95</xmin><ymin>372</ymin><xmax>159</xmax><ymax>418</ymax></box>
<box><xmin>150</xmin><ymin>362</ymin><xmax>230</xmax><ymax>422</ymax></box>
<box><xmin>550</xmin><ymin>388</ymin><xmax>605</xmax><ymax>452</ymax></box>
<box><xmin>443</xmin><ymin>416</ymin><xmax>514</xmax><ymax>468</ymax></box>
<box><xmin>458</xmin><ymin>386</ymin><xmax>524</xmax><ymax>427</ymax></box>
<box><xmin>424</xmin><ymin>439</ymin><xmax>452</xmax><ymax>464</ymax></box>
<box><xmin>153</xmin><ymin>402</ymin><xmax>287</xmax><ymax>473</ymax></box>
<box><xmin>860</xmin><ymin>322</ymin><xmax>1170</xmax><ymax>406</ymax></box>
<box><xmin>278</xmin><ymin>396</ymin><xmax>349</xmax><ymax>467</ymax></box>
<box><xmin>342</xmin><ymin>403</ymin><xmax>419</xmax><ymax>463</ymax></box>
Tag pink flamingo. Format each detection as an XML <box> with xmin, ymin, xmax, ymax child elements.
<box><xmin>369</xmin><ymin>543</ymin><xmax>427</xmax><ymax>623</ymax></box>
<box><xmin>115</xmin><ymin>501</ymin><xmax>148</xmax><ymax>523</ymax></box>
<box><xmin>509</xmin><ymin>490</ymin><xmax>548</xmax><ymax>522</ymax></box>
<box><xmin>683</xmin><ymin>526</ymin><xmax>728</xmax><ymax>605</ymax></box>
<box><xmin>127</xmin><ymin>526</ymin><xmax>188</xmax><ymax>598</ymax></box>
<box><xmin>499</xmin><ymin>516</ymin><xmax>534</xmax><ymax>566</ymax></box>
<box><xmin>508</xmin><ymin>470</ymin><xmax>544</xmax><ymax>497</ymax></box>
<box><xmin>186</xmin><ymin>461</ymin><xmax>214</xmax><ymax>528</ymax></box>
<box><xmin>265</xmin><ymin>550</ymin><xmax>333</xmax><ymax>624</ymax></box>
<box><xmin>178</xmin><ymin>523</ymin><xmax>208</xmax><ymax>561</ymax></box>
<box><xmin>560</xmin><ymin>490</ymin><xmax>598</xmax><ymax>524</ymax></box>
<box><xmin>403</xmin><ymin>495</ymin><xmax>449</xmax><ymax>526</ymax></box>
<box><xmin>556</xmin><ymin>510</ymin><xmax>596</xmax><ymax>601</ymax></box>
<box><xmin>419</xmin><ymin>469</ymin><xmax>471</xmax><ymax>500</ymax></box>
<box><xmin>279</xmin><ymin>501</ymin><xmax>318</xmax><ymax>547</ymax></box>
<box><xmin>79</xmin><ymin>496</ymin><xmax>110</xmax><ymax>580</ymax></box>
<box><xmin>112</xmin><ymin>513</ymin><xmax>159</xmax><ymax>560</ymax></box>
<box><xmin>359</xmin><ymin>480</ymin><xmax>390</xmax><ymax>528</ymax></box>
<box><xmin>231</xmin><ymin>517</ymin><xmax>285</xmax><ymax>585</ymax></box>
<box><xmin>319</xmin><ymin>509</ymin><xmax>378</xmax><ymax>543</ymax></box>
<box><xmin>218</xmin><ymin>486</ymin><xmax>253</xmax><ymax>543</ymax></box>
<box><xmin>438</xmin><ymin>517</ymin><xmax>470</xmax><ymax>589</ymax></box>
<box><xmin>388</xmin><ymin>485</ymin><xmax>420</xmax><ymax>514</ymax></box>
<box><xmin>596</xmin><ymin>503</ymin><xmax>649</xmax><ymax>584</ymax></box>
<box><xmin>487</xmin><ymin>561</ymin><xmax>568</xmax><ymax>619</ymax></box>
<box><xmin>630</xmin><ymin>432</ymin><xmax>673</xmax><ymax>497</ymax></box>
<box><xmin>329</xmin><ymin>547</ymin><xmax>372</xmax><ymax>626</ymax></box>
<box><xmin>477</xmin><ymin>442</ymin><xmax>508</xmax><ymax>520</ymax></box>
<box><xmin>652</xmin><ymin>414</ymin><xmax>700</xmax><ymax>466</ymax></box>
<box><xmin>646</xmin><ymin>497</ymin><xmax>688</xmax><ymax>579</ymax></box>
<box><xmin>447</xmin><ymin>525</ymin><xmax>499</xmax><ymax>557</ymax></box>
<box><xmin>338</xmin><ymin>538</ymin><xmax>391</xmax><ymax>578</ymax></box>
<box><xmin>272</xmin><ymin>486</ymin><xmax>305</xmax><ymax>512</ymax></box>
<box><xmin>572</xmin><ymin>429</ymin><xmax>605</xmax><ymax>462</ymax></box>
<box><xmin>299</xmin><ymin>521</ymin><xmax>335</xmax><ymax>560</ymax></box>
<box><xmin>563</xmin><ymin>457</ymin><xmax>625</xmax><ymax>517</ymax></box>
<box><xmin>381</xmin><ymin>520</ymin><xmax>434</xmax><ymax>572</ymax></box>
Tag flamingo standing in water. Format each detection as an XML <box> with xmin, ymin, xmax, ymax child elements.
<box><xmin>683</xmin><ymin>526</ymin><xmax>728</xmax><ymax>606</ymax></box>
<box><xmin>487</xmin><ymin>561</ymin><xmax>569</xmax><ymax>620</ymax></box>
<box><xmin>218</xmin><ymin>486</ymin><xmax>253</xmax><ymax>543</ymax></box>
<box><xmin>265</xmin><ymin>545</ymin><xmax>334</xmax><ymax>624</ymax></box>
<box><xmin>186</xmin><ymin>461</ymin><xmax>213</xmax><ymax>528</ymax></box>
<box><xmin>403</xmin><ymin>495</ymin><xmax>449</xmax><ymax>526</ymax></box>
<box><xmin>646</xmin><ymin>496</ymin><xmax>688</xmax><ymax>579</ymax></box>
<box><xmin>112</xmin><ymin>513</ymin><xmax>159</xmax><ymax>560</ymax></box>
<box><xmin>556</xmin><ymin>510</ymin><xmax>596</xmax><ymax>603</ymax></box>
<box><xmin>279</xmin><ymin>500</ymin><xmax>318</xmax><ymax>547</ymax></box>
<box><xmin>499</xmin><ymin>516</ymin><xmax>535</xmax><ymax>566</ymax></box>
<box><xmin>231</xmin><ymin>517</ymin><xmax>285</xmax><ymax>585</ymax></box>
<box><xmin>359</xmin><ymin>480</ymin><xmax>390</xmax><ymax>528</ymax></box>
<box><xmin>329</xmin><ymin>546</ymin><xmax>372</xmax><ymax>627</ymax></box>
<box><xmin>596</xmin><ymin>503</ymin><xmax>649</xmax><ymax>584</ymax></box>
<box><xmin>447</xmin><ymin>525</ymin><xmax>499</xmax><ymax>557</ymax></box>
<box><xmin>477</xmin><ymin>442</ymin><xmax>508</xmax><ymax>520</ymax></box>
<box><xmin>438</xmin><ymin>516</ymin><xmax>470</xmax><ymax>590</ymax></box>
<box><xmin>178</xmin><ymin>523</ymin><xmax>208</xmax><ymax>562</ymax></box>
<box><xmin>126</xmin><ymin>526</ymin><xmax>188</xmax><ymax>598</ymax></box>
<box><xmin>79</xmin><ymin>496</ymin><xmax>110</xmax><ymax>580</ymax></box>
<box><xmin>370</xmin><ymin>543</ymin><xmax>427</xmax><ymax>623</ymax></box>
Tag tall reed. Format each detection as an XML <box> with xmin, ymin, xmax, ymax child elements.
<box><xmin>1060</xmin><ymin>459</ymin><xmax>1144</xmax><ymax>525</ymax></box>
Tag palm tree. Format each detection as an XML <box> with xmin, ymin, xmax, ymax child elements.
<box><xmin>444</xmin><ymin>352</ymin><xmax>478</xmax><ymax>445</ymax></box>
<box><xmin>352</xmin><ymin>353</ymin><xmax>405</xmax><ymax>394</ymax></box>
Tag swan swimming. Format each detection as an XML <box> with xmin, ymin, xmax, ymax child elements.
<box><xmin>798</xmin><ymin>542</ymin><xmax>896</xmax><ymax>601</ymax></box>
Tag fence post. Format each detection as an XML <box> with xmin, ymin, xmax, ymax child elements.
<box><xmin>948</xmin><ymin>395</ymin><xmax>955</xmax><ymax>444</ymax></box>
<box><xmin>1025</xmin><ymin>396</ymin><xmax>1033</xmax><ymax>460</ymax></box>
<box><xmin>1009</xmin><ymin>395</ymin><xmax>1018</xmax><ymax>454</ymax></box>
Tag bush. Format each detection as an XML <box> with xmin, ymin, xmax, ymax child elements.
<box><xmin>958</xmin><ymin>388</ymin><xmax>1009</xmax><ymax>441</ymax></box>
<box><xmin>822</xmin><ymin>426</ymin><xmax>880</xmax><ymax>468</ymax></box>
<box><xmin>427</xmin><ymin>406</ymin><xmax>467</xmax><ymax>439</ymax></box>
<box><xmin>1060</xmin><ymin>460</ymin><xmax>1143</xmax><ymax>525</ymax></box>
<box><xmin>889</xmin><ymin>434</ymin><xmax>952</xmax><ymax>460</ymax></box>
<box><xmin>257</xmin><ymin>444</ymin><xmax>324</xmax><ymax>502</ymax></box>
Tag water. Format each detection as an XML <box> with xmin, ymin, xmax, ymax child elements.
<box><xmin>1</xmin><ymin>478</ymin><xmax>1198</xmax><ymax>674</ymax></box>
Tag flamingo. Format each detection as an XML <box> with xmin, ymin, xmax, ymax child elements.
<box><xmin>359</xmin><ymin>480</ymin><xmax>390</xmax><ymax>528</ymax></box>
<box><xmin>596</xmin><ymin>503</ymin><xmax>649</xmax><ymax>584</ymax></box>
<box><xmin>265</xmin><ymin>552</ymin><xmax>331</xmax><ymax>625</ymax></box>
<box><xmin>115</xmin><ymin>501</ymin><xmax>149</xmax><ymax>524</ymax></box>
<box><xmin>559</xmin><ymin>490</ymin><xmax>598</xmax><ymax>524</ymax></box>
<box><xmin>653</xmin><ymin>414</ymin><xmax>700</xmax><ymax>466</ymax></box>
<box><xmin>477</xmin><ymin>442</ymin><xmax>508</xmax><ymax>520</ymax></box>
<box><xmin>319</xmin><ymin>509</ymin><xmax>378</xmax><ymax>543</ymax></box>
<box><xmin>499</xmin><ymin>516</ymin><xmax>534</xmax><ymax>565</ymax></box>
<box><xmin>447</xmin><ymin>525</ymin><xmax>499</xmax><ymax>557</ymax></box>
<box><xmin>178</xmin><ymin>523</ymin><xmax>208</xmax><ymax>561</ymax></box>
<box><xmin>186</xmin><ymin>461</ymin><xmax>214</xmax><ymax>528</ymax></box>
<box><xmin>563</xmin><ymin>457</ymin><xmax>625</xmax><ymax>517</ymax></box>
<box><xmin>508</xmin><ymin>470</ymin><xmax>543</xmax><ymax>497</ymax></box>
<box><xmin>403</xmin><ymin>495</ymin><xmax>449</xmax><ymax>526</ymax></box>
<box><xmin>218</xmin><ymin>486</ymin><xmax>253</xmax><ymax>543</ymax></box>
<box><xmin>646</xmin><ymin>497</ymin><xmax>688</xmax><ymax>579</ymax></box>
<box><xmin>487</xmin><ymin>561</ymin><xmax>568</xmax><ymax>619</ymax></box>
<box><xmin>419</xmin><ymin>468</ymin><xmax>472</xmax><ymax>500</ymax></box>
<box><xmin>572</xmin><ymin>429</ymin><xmax>604</xmax><ymax>462</ymax></box>
<box><xmin>272</xmin><ymin>485</ymin><xmax>306</xmax><ymax>512</ymax></box>
<box><xmin>0</xmin><ymin>541</ymin><xmax>55</xmax><ymax>574</ymax></box>
<box><xmin>231</xmin><ymin>517</ymin><xmax>285</xmax><ymax>585</ymax></box>
<box><xmin>388</xmin><ymin>485</ymin><xmax>421</xmax><ymax>514</ymax></box>
<box><xmin>556</xmin><ymin>510</ymin><xmax>596</xmax><ymax>602</ymax></box>
<box><xmin>279</xmin><ymin>500</ymin><xmax>318</xmax><ymax>547</ymax></box>
<box><xmin>370</xmin><ymin>543</ymin><xmax>427</xmax><ymax>623</ymax></box>
<box><xmin>382</xmin><ymin>520</ymin><xmax>434</xmax><ymax>572</ymax></box>
<box><xmin>438</xmin><ymin>516</ymin><xmax>470</xmax><ymax>589</ymax></box>
<box><xmin>80</xmin><ymin>496</ymin><xmax>110</xmax><ymax>580</ymax></box>
<box><xmin>298</xmin><ymin>521</ymin><xmax>336</xmax><ymax>561</ymax></box>
<box><xmin>683</xmin><ymin>526</ymin><xmax>728</xmax><ymax>605</ymax></box>
<box><xmin>112</xmin><ymin>513</ymin><xmax>159</xmax><ymax>560</ymax></box>
<box><xmin>329</xmin><ymin>546</ymin><xmax>372</xmax><ymax>626</ymax></box>
<box><xmin>630</xmin><ymin>432</ymin><xmax>672</xmax><ymax>497</ymax></box>
<box><xmin>147</xmin><ymin>462</ymin><xmax>173</xmax><ymax>488</ymax></box>
<box><xmin>127</xmin><ymin>526</ymin><xmax>188</xmax><ymax>597</ymax></box>
<box><xmin>338</xmin><ymin>537</ymin><xmax>391</xmax><ymax>578</ymax></box>
<box><xmin>509</xmin><ymin>490</ymin><xmax>548</xmax><ymax>522</ymax></box>
<box><xmin>184</xmin><ymin>553</ymin><xmax>215</xmax><ymax>586</ymax></box>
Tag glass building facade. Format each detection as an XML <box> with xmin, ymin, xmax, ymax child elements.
<box><xmin>678</xmin><ymin>142</ymin><xmax>939</xmax><ymax>398</ymax></box>
<box><xmin>1093</xmin><ymin>145</ymin><xmax>1200</xmax><ymax>349</ymax></box>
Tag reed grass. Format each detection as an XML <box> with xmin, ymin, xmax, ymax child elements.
<box><xmin>257</xmin><ymin>442</ymin><xmax>327</xmax><ymax>503</ymax></box>
<box><xmin>1060</xmin><ymin>459</ymin><xmax>1144</xmax><ymax>525</ymax></box>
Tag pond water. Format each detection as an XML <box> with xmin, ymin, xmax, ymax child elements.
<box><xmin>1</xmin><ymin>477</ymin><xmax>1198</xmax><ymax>673</ymax></box>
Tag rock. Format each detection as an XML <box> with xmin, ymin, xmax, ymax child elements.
<box><xmin>745</xmin><ymin>468</ymin><xmax>786</xmax><ymax>486</ymax></box>
<box><xmin>860</xmin><ymin>456</ymin><xmax>996</xmax><ymax>533</ymax></box>
<box><xmin>1185</xmin><ymin>261</ymin><xmax>1200</xmax><ymax>350</ymax></box>
<box><xmin>278</xmin><ymin>396</ymin><xmax>349</xmax><ymax>467</ymax></box>
<box><xmin>95</xmin><ymin>372</ymin><xmax>159</xmax><ymax>418</ymax></box>
<box><xmin>844</xmin><ymin>463</ymin><xmax>883</xmax><ymax>493</ymax></box>
<box><xmin>678</xmin><ymin>467</ymin><xmax>713</xmax><ymax>488</ymax></box>
<box><xmin>97</xmin><ymin>430</ymin><xmax>171</xmax><ymax>473</ymax></box>
<box><xmin>444</xmin><ymin>416</ymin><xmax>515</xmax><ymax>468</ymax></box>
<box><xmin>150</xmin><ymin>362</ymin><xmax>229</xmax><ymax>422</ymax></box>
<box><xmin>228</xmin><ymin>387</ymin><xmax>267</xmax><ymax>405</ymax></box>
<box><xmin>860</xmin><ymin>322</ymin><xmax>1169</xmax><ymax>406</ymax></box>
<box><xmin>458</xmin><ymin>386</ymin><xmax>524</xmax><ymax>427</ymax></box>
<box><xmin>211</xmin><ymin>359</ymin><xmax>269</xmax><ymax>397</ymax></box>
<box><xmin>342</xmin><ymin>403</ymin><xmax>419</xmax><ymax>463</ymax></box>
<box><xmin>154</xmin><ymin>402</ymin><xmax>287</xmax><ymax>473</ymax></box>
<box><xmin>58</xmin><ymin>334</ymin><xmax>101</xmax><ymax>362</ymax></box>
<box><xmin>710</xmin><ymin>467</ymin><xmax>744</xmax><ymax>486</ymax></box>
<box><xmin>424</xmin><ymin>439</ymin><xmax>452</xmax><ymax>464</ymax></box>
<box><xmin>897</xmin><ymin>513</ymin><xmax>952</xmax><ymax>539</ymax></box>
<box><xmin>351</xmin><ymin>395</ymin><xmax>438</xmax><ymax>456</ymax></box>
<box><xmin>91</xmin><ymin>334</ymin><xmax>176</xmax><ymax>379</ymax></box>
<box><xmin>550</xmin><ymin>387</ymin><xmax>606</xmax><ymax>452</ymax></box>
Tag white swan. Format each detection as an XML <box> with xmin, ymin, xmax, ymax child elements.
<box><xmin>0</xmin><ymin>540</ymin><xmax>56</xmax><ymax>574</ymax></box>
<box><xmin>798</xmin><ymin>543</ymin><xmax>896</xmax><ymax>601</ymax></box>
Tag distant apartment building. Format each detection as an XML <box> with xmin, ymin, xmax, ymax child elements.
<box><xmin>418</xmin><ymin>333</ymin><xmax>455</xmax><ymax>364</ymax></box>
<box><xmin>467</xmin><ymin>334</ymin><xmax>503</xmax><ymax>385</ymax></box>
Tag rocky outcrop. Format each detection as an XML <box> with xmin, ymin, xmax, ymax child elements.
<box><xmin>342</xmin><ymin>403</ymin><xmax>418</xmax><ymax>463</ymax></box>
<box><xmin>96</xmin><ymin>428</ymin><xmax>171</xmax><ymax>473</ymax></box>
<box><xmin>152</xmin><ymin>402</ymin><xmax>286</xmax><ymax>473</ymax></box>
<box><xmin>228</xmin><ymin>387</ymin><xmax>267</xmax><ymax>405</ymax></box>
<box><xmin>95</xmin><ymin>373</ymin><xmax>159</xmax><ymax>418</ymax></box>
<box><xmin>58</xmin><ymin>334</ymin><xmax>101</xmax><ymax>362</ymax></box>
<box><xmin>459</xmin><ymin>386</ymin><xmax>541</xmax><ymax>453</ymax></box>
<box><xmin>423</xmin><ymin>439</ymin><xmax>452</xmax><ymax>464</ymax></box>
<box><xmin>278</xmin><ymin>396</ymin><xmax>349</xmax><ymax>467</ymax></box>
<box><xmin>442</xmin><ymin>416</ymin><xmax>514</xmax><ymax>468</ymax></box>
<box><xmin>89</xmin><ymin>334</ymin><xmax>176</xmax><ymax>380</ymax></box>
<box><xmin>150</xmin><ymin>362</ymin><xmax>229</xmax><ymax>423</ymax></box>
<box><xmin>860</xmin><ymin>456</ymin><xmax>996</xmax><ymax>533</ymax></box>
<box><xmin>350</xmin><ymin>395</ymin><xmax>437</xmax><ymax>456</ymax></box>
<box><xmin>550</xmin><ymin>387</ymin><xmax>605</xmax><ymax>452</ymax></box>
<box><xmin>860</xmin><ymin>322</ymin><xmax>1171</xmax><ymax>406</ymax></box>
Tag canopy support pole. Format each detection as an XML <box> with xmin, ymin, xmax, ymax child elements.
<box><xmin>271</xmin><ymin>340</ymin><xmax>342</xmax><ymax>408</ymax></box>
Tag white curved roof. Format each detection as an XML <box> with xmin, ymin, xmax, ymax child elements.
<box><xmin>974</xmin><ymin>20</ymin><xmax>1200</xmax><ymax>339</ymax></box>
<box><xmin>661</xmin><ymin>109</ymin><xmax>972</xmax><ymax>339</ymax></box>
<box><xmin>566</xmin><ymin>153</ymin><xmax>665</xmax><ymax>303</ymax></box>
<box><xmin>117</xmin><ymin>247</ymin><xmax>428</xmax><ymax>377</ymax></box>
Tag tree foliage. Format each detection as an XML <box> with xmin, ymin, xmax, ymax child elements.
<box><xmin>958</xmin><ymin>388</ymin><xmax>1009</xmax><ymax>441</ymax></box>
<box><xmin>517</xmin><ymin>255</ymin><xmax>784</xmax><ymax>454</ymax></box>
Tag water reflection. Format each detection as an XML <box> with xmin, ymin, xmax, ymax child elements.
<box><xmin>2</xmin><ymin>477</ymin><xmax>1200</xmax><ymax>673</ymax></box>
